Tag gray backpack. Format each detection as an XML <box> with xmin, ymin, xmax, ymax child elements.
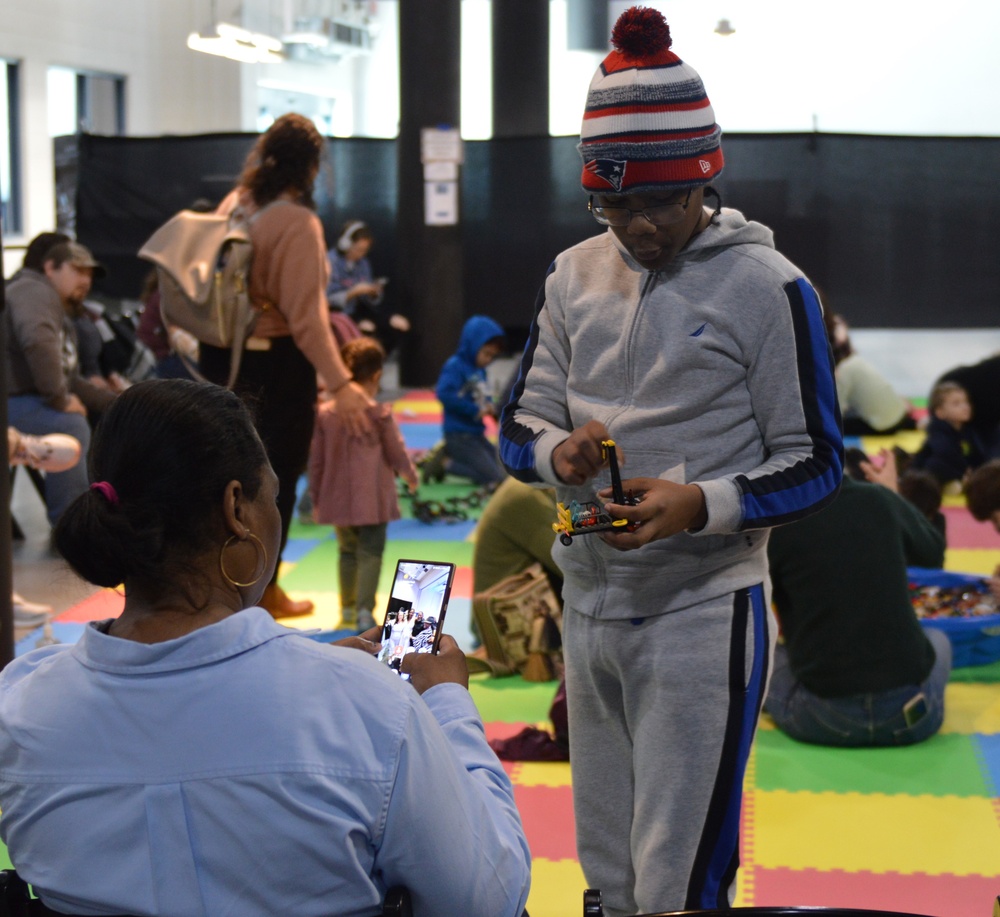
<box><xmin>138</xmin><ymin>203</ymin><xmax>281</xmax><ymax>388</ymax></box>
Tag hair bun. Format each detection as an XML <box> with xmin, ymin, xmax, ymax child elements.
<box><xmin>611</xmin><ymin>6</ymin><xmax>672</xmax><ymax>56</ymax></box>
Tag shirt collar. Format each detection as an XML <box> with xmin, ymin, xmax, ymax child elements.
<box><xmin>72</xmin><ymin>608</ymin><xmax>309</xmax><ymax>675</ymax></box>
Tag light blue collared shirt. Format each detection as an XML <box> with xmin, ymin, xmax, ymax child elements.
<box><xmin>0</xmin><ymin>609</ymin><xmax>530</xmax><ymax>916</ymax></box>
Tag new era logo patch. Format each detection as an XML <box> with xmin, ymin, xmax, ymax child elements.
<box><xmin>699</xmin><ymin>159</ymin><xmax>712</xmax><ymax>173</ymax></box>
<box><xmin>584</xmin><ymin>159</ymin><xmax>627</xmax><ymax>192</ymax></box>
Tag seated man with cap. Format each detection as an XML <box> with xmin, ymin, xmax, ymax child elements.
<box><xmin>5</xmin><ymin>238</ymin><xmax>116</xmax><ymax>525</ymax></box>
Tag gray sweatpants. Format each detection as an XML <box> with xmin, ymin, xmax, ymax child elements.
<box><xmin>563</xmin><ymin>585</ymin><xmax>775</xmax><ymax>917</ymax></box>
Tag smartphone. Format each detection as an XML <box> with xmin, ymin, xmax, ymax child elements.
<box><xmin>376</xmin><ymin>559</ymin><xmax>455</xmax><ymax>680</ymax></box>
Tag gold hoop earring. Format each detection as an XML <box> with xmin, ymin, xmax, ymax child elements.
<box><xmin>219</xmin><ymin>533</ymin><xmax>268</xmax><ymax>589</ymax></box>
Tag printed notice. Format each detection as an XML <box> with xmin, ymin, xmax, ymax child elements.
<box><xmin>425</xmin><ymin>181</ymin><xmax>458</xmax><ymax>226</ymax></box>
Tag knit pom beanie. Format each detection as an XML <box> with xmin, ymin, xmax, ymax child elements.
<box><xmin>579</xmin><ymin>6</ymin><xmax>724</xmax><ymax>194</ymax></box>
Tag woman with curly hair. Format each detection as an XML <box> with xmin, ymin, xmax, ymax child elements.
<box><xmin>200</xmin><ymin>113</ymin><xmax>373</xmax><ymax>619</ymax></box>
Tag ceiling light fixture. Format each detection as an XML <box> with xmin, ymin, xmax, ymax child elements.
<box><xmin>187</xmin><ymin>0</ymin><xmax>284</xmax><ymax>65</ymax></box>
<box><xmin>714</xmin><ymin>18</ymin><xmax>736</xmax><ymax>36</ymax></box>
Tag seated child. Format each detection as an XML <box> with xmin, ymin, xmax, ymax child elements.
<box><xmin>912</xmin><ymin>381</ymin><xmax>986</xmax><ymax>490</ymax></box>
<box><xmin>308</xmin><ymin>338</ymin><xmax>418</xmax><ymax>630</ymax></box>
<box><xmin>964</xmin><ymin>460</ymin><xmax>1000</xmax><ymax>606</ymax></box>
<box><xmin>426</xmin><ymin>314</ymin><xmax>507</xmax><ymax>487</ymax></box>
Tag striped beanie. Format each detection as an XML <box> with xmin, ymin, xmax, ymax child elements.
<box><xmin>579</xmin><ymin>6</ymin><xmax>724</xmax><ymax>194</ymax></box>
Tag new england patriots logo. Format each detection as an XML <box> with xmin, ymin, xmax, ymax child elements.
<box><xmin>584</xmin><ymin>159</ymin><xmax>627</xmax><ymax>192</ymax></box>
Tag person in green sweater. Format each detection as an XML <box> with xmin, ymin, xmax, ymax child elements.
<box><xmin>765</xmin><ymin>456</ymin><xmax>952</xmax><ymax>747</ymax></box>
<box><xmin>472</xmin><ymin>477</ymin><xmax>562</xmax><ymax>597</ymax></box>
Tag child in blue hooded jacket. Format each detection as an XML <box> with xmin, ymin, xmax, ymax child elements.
<box><xmin>430</xmin><ymin>315</ymin><xmax>506</xmax><ymax>486</ymax></box>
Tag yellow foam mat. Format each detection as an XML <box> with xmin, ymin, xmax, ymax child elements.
<box><xmin>753</xmin><ymin>789</ymin><xmax>997</xmax><ymax>875</ymax></box>
<box><xmin>527</xmin><ymin>859</ymin><xmax>588</xmax><ymax>917</ymax></box>
<box><xmin>859</xmin><ymin>431</ymin><xmax>926</xmax><ymax>455</ymax></box>
<box><xmin>945</xmin><ymin>548</ymin><xmax>1000</xmax><ymax>575</ymax></box>
<box><xmin>513</xmin><ymin>761</ymin><xmax>573</xmax><ymax>788</ymax></box>
<box><xmin>940</xmin><ymin>683</ymin><xmax>1000</xmax><ymax>735</ymax></box>
<box><xmin>526</xmin><ymin>859</ymin><xmax>754</xmax><ymax>914</ymax></box>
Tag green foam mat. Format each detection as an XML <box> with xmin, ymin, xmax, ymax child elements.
<box><xmin>754</xmin><ymin>728</ymin><xmax>989</xmax><ymax>797</ymax></box>
<box><xmin>468</xmin><ymin>674</ymin><xmax>562</xmax><ymax>724</ymax></box>
<box><xmin>949</xmin><ymin>657</ymin><xmax>1000</xmax><ymax>682</ymax></box>
<box><xmin>400</xmin><ymin>479</ymin><xmax>490</xmax><ymax>522</ymax></box>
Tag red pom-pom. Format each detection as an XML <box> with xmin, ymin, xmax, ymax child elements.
<box><xmin>611</xmin><ymin>6</ymin><xmax>672</xmax><ymax>57</ymax></box>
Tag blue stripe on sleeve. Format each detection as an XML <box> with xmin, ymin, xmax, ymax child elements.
<box><xmin>498</xmin><ymin>271</ymin><xmax>553</xmax><ymax>484</ymax></box>
<box><xmin>737</xmin><ymin>278</ymin><xmax>844</xmax><ymax>528</ymax></box>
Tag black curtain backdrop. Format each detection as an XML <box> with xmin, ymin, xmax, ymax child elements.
<box><xmin>71</xmin><ymin>131</ymin><xmax>1000</xmax><ymax>344</ymax></box>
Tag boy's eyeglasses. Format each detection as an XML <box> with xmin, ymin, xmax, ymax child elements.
<box><xmin>588</xmin><ymin>189</ymin><xmax>693</xmax><ymax>227</ymax></box>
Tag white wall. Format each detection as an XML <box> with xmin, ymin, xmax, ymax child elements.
<box><xmin>1</xmin><ymin>0</ymin><xmax>400</xmax><ymax>275</ymax></box>
<box><xmin>1</xmin><ymin>0</ymin><xmax>245</xmax><ymax>269</ymax></box>
<box><xmin>606</xmin><ymin>0</ymin><xmax>1000</xmax><ymax>136</ymax></box>
<box><xmin>4</xmin><ymin>0</ymin><xmax>1000</xmax><ymax>318</ymax></box>
<box><xmin>849</xmin><ymin>330</ymin><xmax>1000</xmax><ymax>401</ymax></box>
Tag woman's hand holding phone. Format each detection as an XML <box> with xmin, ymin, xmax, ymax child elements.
<box><xmin>333</xmin><ymin>627</ymin><xmax>381</xmax><ymax>654</ymax></box>
<box><xmin>402</xmin><ymin>635</ymin><xmax>469</xmax><ymax>693</ymax></box>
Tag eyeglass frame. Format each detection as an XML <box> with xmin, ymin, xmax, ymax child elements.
<box><xmin>588</xmin><ymin>188</ymin><xmax>695</xmax><ymax>227</ymax></box>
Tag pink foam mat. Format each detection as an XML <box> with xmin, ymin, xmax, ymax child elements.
<box><xmin>751</xmin><ymin>866</ymin><xmax>998</xmax><ymax>917</ymax></box>
<box><xmin>942</xmin><ymin>507</ymin><xmax>999</xmax><ymax>551</ymax></box>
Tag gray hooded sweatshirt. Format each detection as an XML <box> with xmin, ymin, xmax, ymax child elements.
<box><xmin>500</xmin><ymin>207</ymin><xmax>843</xmax><ymax>619</ymax></box>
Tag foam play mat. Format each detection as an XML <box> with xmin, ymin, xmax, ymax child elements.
<box><xmin>4</xmin><ymin>400</ymin><xmax>1000</xmax><ymax>916</ymax></box>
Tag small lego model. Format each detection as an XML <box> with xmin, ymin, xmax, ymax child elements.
<box><xmin>552</xmin><ymin>439</ymin><xmax>636</xmax><ymax>546</ymax></box>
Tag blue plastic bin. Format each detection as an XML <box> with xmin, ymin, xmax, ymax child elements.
<box><xmin>909</xmin><ymin>567</ymin><xmax>1000</xmax><ymax>667</ymax></box>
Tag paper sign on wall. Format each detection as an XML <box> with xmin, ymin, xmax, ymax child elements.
<box><xmin>425</xmin><ymin>181</ymin><xmax>458</xmax><ymax>226</ymax></box>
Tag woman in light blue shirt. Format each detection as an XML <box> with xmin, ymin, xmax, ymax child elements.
<box><xmin>0</xmin><ymin>379</ymin><xmax>530</xmax><ymax>917</ymax></box>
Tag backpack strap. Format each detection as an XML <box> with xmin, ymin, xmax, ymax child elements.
<box><xmin>219</xmin><ymin>199</ymin><xmax>294</xmax><ymax>389</ymax></box>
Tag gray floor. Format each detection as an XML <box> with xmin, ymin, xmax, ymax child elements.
<box><xmin>9</xmin><ymin>468</ymin><xmax>100</xmax><ymax>618</ymax></box>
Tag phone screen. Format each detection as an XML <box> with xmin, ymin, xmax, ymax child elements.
<box><xmin>376</xmin><ymin>560</ymin><xmax>455</xmax><ymax>680</ymax></box>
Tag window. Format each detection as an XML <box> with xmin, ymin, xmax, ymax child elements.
<box><xmin>47</xmin><ymin>66</ymin><xmax>125</xmax><ymax>137</ymax></box>
<box><xmin>1</xmin><ymin>58</ymin><xmax>22</xmax><ymax>235</ymax></box>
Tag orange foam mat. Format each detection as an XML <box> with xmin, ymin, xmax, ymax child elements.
<box><xmin>54</xmin><ymin>587</ymin><xmax>123</xmax><ymax>622</ymax></box>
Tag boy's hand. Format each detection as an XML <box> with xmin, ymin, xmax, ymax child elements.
<box><xmin>596</xmin><ymin>478</ymin><xmax>707</xmax><ymax>550</ymax></box>
<box><xmin>403</xmin><ymin>635</ymin><xmax>470</xmax><ymax>693</ymax></box>
<box><xmin>553</xmin><ymin>420</ymin><xmax>611</xmax><ymax>485</ymax></box>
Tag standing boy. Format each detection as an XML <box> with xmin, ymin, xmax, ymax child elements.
<box><xmin>499</xmin><ymin>8</ymin><xmax>843</xmax><ymax>915</ymax></box>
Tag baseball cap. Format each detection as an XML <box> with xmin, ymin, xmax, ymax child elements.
<box><xmin>45</xmin><ymin>241</ymin><xmax>107</xmax><ymax>279</ymax></box>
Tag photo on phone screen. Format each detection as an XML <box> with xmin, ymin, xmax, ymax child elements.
<box><xmin>376</xmin><ymin>559</ymin><xmax>455</xmax><ymax>680</ymax></box>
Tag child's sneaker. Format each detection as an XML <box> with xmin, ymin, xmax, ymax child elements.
<box><xmin>340</xmin><ymin>607</ymin><xmax>357</xmax><ymax>628</ymax></box>
<box><xmin>10</xmin><ymin>433</ymin><xmax>82</xmax><ymax>473</ymax></box>
<box><xmin>357</xmin><ymin>609</ymin><xmax>376</xmax><ymax>632</ymax></box>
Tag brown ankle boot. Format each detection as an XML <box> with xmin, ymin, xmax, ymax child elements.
<box><xmin>262</xmin><ymin>583</ymin><xmax>314</xmax><ymax>619</ymax></box>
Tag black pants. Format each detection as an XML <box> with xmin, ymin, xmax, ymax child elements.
<box><xmin>200</xmin><ymin>338</ymin><xmax>317</xmax><ymax>584</ymax></box>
